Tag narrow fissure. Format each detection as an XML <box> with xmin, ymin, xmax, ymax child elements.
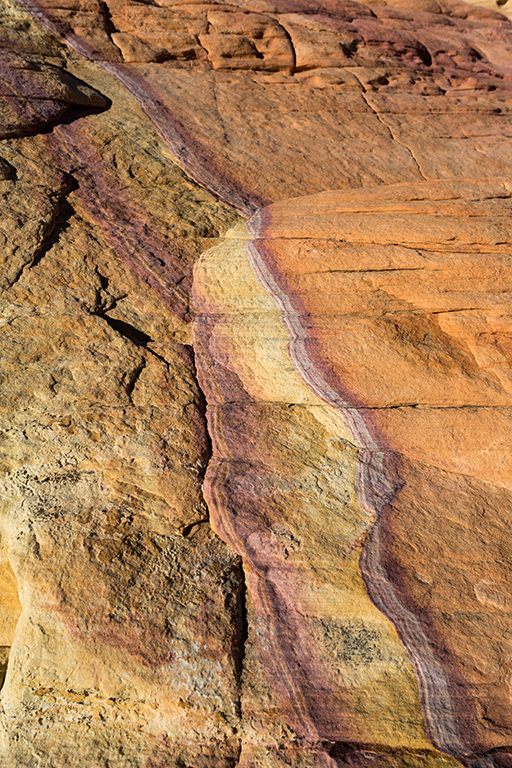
<box><xmin>29</xmin><ymin>192</ymin><xmax>77</xmax><ymax>271</ymax></box>
<box><xmin>188</xmin><ymin>342</ymin><xmax>213</xmax><ymax>486</ymax></box>
<box><xmin>233</xmin><ymin>558</ymin><xmax>248</xmax><ymax>696</ymax></box>
<box><xmin>100</xmin><ymin>315</ymin><xmax>152</xmax><ymax>347</ymax></box>
<box><xmin>358</xmin><ymin>88</ymin><xmax>427</xmax><ymax>181</ymax></box>
<box><xmin>188</xmin><ymin>340</ymin><xmax>248</xmax><ymax>728</ymax></box>
<box><xmin>6</xmin><ymin>177</ymin><xmax>78</xmax><ymax>290</ymax></box>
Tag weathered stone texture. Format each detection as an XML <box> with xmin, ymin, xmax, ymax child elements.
<box><xmin>0</xmin><ymin>1</ymin><xmax>246</xmax><ymax>764</ymax></box>
<box><xmin>15</xmin><ymin>0</ymin><xmax>512</xmax><ymax>211</ymax></box>
<box><xmin>198</xmin><ymin>181</ymin><xmax>512</xmax><ymax>756</ymax></box>
<box><xmin>0</xmin><ymin>0</ymin><xmax>512</xmax><ymax>765</ymax></box>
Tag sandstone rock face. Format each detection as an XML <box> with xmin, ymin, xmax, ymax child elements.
<box><xmin>0</xmin><ymin>0</ymin><xmax>512</xmax><ymax>765</ymax></box>
<box><xmin>194</xmin><ymin>181</ymin><xmax>512</xmax><ymax>761</ymax></box>
<box><xmin>0</xmin><ymin>2</ymin><xmax>245</xmax><ymax>765</ymax></box>
<box><xmin>464</xmin><ymin>0</ymin><xmax>512</xmax><ymax>20</ymax></box>
<box><xmin>17</xmin><ymin>0</ymin><xmax>512</xmax><ymax>209</ymax></box>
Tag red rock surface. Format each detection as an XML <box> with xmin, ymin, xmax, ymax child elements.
<box><xmin>1</xmin><ymin>0</ymin><xmax>512</xmax><ymax>765</ymax></box>
<box><xmin>192</xmin><ymin>181</ymin><xmax>512</xmax><ymax>761</ymax></box>
<box><xmin>16</xmin><ymin>0</ymin><xmax>512</xmax><ymax>210</ymax></box>
<box><xmin>246</xmin><ymin>181</ymin><xmax>512</xmax><ymax>754</ymax></box>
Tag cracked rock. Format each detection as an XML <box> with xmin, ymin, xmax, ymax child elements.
<box><xmin>1</xmin><ymin>0</ymin><xmax>512</xmax><ymax>765</ymax></box>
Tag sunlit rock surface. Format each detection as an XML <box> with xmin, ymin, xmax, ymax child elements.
<box><xmin>16</xmin><ymin>0</ymin><xmax>512</xmax><ymax>209</ymax></box>
<box><xmin>194</xmin><ymin>181</ymin><xmax>512</xmax><ymax>761</ymax></box>
<box><xmin>0</xmin><ymin>0</ymin><xmax>511</xmax><ymax>765</ymax></box>
<box><xmin>464</xmin><ymin>0</ymin><xmax>512</xmax><ymax>20</ymax></box>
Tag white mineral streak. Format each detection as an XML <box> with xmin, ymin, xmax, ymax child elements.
<box><xmin>245</xmin><ymin>206</ymin><xmax>467</xmax><ymax>756</ymax></box>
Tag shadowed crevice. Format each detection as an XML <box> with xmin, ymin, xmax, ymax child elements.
<box><xmin>29</xmin><ymin>189</ymin><xmax>77</xmax><ymax>271</ymax></box>
<box><xmin>0</xmin><ymin>562</ymin><xmax>22</xmax><ymax>692</ymax></box>
<box><xmin>99</xmin><ymin>315</ymin><xmax>153</xmax><ymax>347</ymax></box>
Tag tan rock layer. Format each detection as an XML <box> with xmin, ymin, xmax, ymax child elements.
<box><xmin>1</xmin><ymin>0</ymin><xmax>512</xmax><ymax>764</ymax></box>
<box><xmin>0</xmin><ymin>0</ymin><xmax>248</xmax><ymax>765</ymax></box>
<box><xmin>241</xmin><ymin>181</ymin><xmax>512</xmax><ymax>755</ymax></box>
<box><xmin>193</xmin><ymin>220</ymin><xmax>458</xmax><ymax>762</ymax></box>
<box><xmin>14</xmin><ymin>0</ymin><xmax>512</xmax><ymax>210</ymax></box>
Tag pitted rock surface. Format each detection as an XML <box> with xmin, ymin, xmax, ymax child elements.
<box><xmin>0</xmin><ymin>0</ymin><xmax>511</xmax><ymax>766</ymax></box>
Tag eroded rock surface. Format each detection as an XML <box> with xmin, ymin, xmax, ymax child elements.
<box><xmin>0</xmin><ymin>0</ymin><xmax>512</xmax><ymax>765</ymax></box>
<box><xmin>16</xmin><ymin>0</ymin><xmax>512</xmax><ymax>209</ymax></box>
<box><xmin>0</xmin><ymin>1</ymin><xmax>246</xmax><ymax>765</ymax></box>
<box><xmin>194</xmin><ymin>181</ymin><xmax>512</xmax><ymax>761</ymax></box>
<box><xmin>465</xmin><ymin>0</ymin><xmax>512</xmax><ymax>20</ymax></box>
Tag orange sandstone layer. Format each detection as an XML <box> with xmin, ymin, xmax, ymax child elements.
<box><xmin>15</xmin><ymin>0</ymin><xmax>512</xmax><ymax>210</ymax></box>
<box><xmin>2</xmin><ymin>0</ymin><xmax>512</xmax><ymax>764</ymax></box>
<box><xmin>194</xmin><ymin>181</ymin><xmax>512</xmax><ymax>761</ymax></box>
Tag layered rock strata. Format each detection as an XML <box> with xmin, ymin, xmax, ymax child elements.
<box><xmin>0</xmin><ymin>0</ymin><xmax>511</xmax><ymax>765</ymax></box>
<box><xmin>194</xmin><ymin>180</ymin><xmax>512</xmax><ymax>762</ymax></box>
<box><xmin>0</xmin><ymin>2</ymin><xmax>246</xmax><ymax>765</ymax></box>
<box><xmin>16</xmin><ymin>0</ymin><xmax>512</xmax><ymax>207</ymax></box>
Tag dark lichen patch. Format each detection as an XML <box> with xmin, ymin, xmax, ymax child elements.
<box><xmin>317</xmin><ymin>618</ymin><xmax>384</xmax><ymax>669</ymax></box>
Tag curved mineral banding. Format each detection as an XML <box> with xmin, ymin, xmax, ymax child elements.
<box><xmin>231</xmin><ymin>180</ymin><xmax>512</xmax><ymax>757</ymax></box>
<box><xmin>193</xmin><ymin>218</ymin><xmax>462</xmax><ymax>760</ymax></box>
<box><xmin>244</xmin><ymin>199</ymin><xmax>465</xmax><ymax>755</ymax></box>
<box><xmin>6</xmin><ymin>0</ymin><xmax>512</xmax><ymax>762</ymax></box>
<box><xmin>16</xmin><ymin>0</ymin><xmax>512</xmax><ymax>212</ymax></box>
